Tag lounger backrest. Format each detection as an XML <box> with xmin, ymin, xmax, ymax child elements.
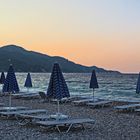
<box><xmin>39</xmin><ymin>92</ymin><xmax>47</xmax><ymax>99</ymax></box>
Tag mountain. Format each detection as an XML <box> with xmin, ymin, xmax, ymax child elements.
<box><xmin>0</xmin><ymin>45</ymin><xmax>119</xmax><ymax>73</ymax></box>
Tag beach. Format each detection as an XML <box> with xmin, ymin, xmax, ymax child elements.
<box><xmin>0</xmin><ymin>96</ymin><xmax>140</xmax><ymax>140</ymax></box>
<box><xmin>0</xmin><ymin>0</ymin><xmax>139</xmax><ymax>139</ymax></box>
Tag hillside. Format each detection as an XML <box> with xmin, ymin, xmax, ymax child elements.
<box><xmin>0</xmin><ymin>45</ymin><xmax>119</xmax><ymax>73</ymax></box>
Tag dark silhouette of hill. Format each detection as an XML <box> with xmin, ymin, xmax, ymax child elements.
<box><xmin>0</xmin><ymin>45</ymin><xmax>119</xmax><ymax>73</ymax></box>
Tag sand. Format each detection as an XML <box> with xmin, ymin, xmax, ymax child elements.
<box><xmin>0</xmin><ymin>96</ymin><xmax>140</xmax><ymax>140</ymax></box>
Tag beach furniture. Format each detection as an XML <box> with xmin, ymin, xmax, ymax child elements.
<box><xmin>72</xmin><ymin>98</ymin><xmax>98</xmax><ymax>105</ymax></box>
<box><xmin>18</xmin><ymin>113</ymin><xmax>69</xmax><ymax>125</ymax></box>
<box><xmin>111</xmin><ymin>99</ymin><xmax>140</xmax><ymax>103</ymax></box>
<box><xmin>0</xmin><ymin>72</ymin><xmax>5</xmax><ymax>92</ymax></box>
<box><xmin>2</xmin><ymin>65</ymin><xmax>20</xmax><ymax>109</ymax></box>
<box><xmin>46</xmin><ymin>63</ymin><xmax>70</xmax><ymax>119</ymax></box>
<box><xmin>12</xmin><ymin>92</ymin><xmax>38</xmax><ymax>99</ymax></box>
<box><xmin>133</xmin><ymin>108</ymin><xmax>140</xmax><ymax>115</ymax></box>
<box><xmin>35</xmin><ymin>118</ymin><xmax>95</xmax><ymax>133</ymax></box>
<box><xmin>49</xmin><ymin>113</ymin><xmax>68</xmax><ymax>120</ymax></box>
<box><xmin>11</xmin><ymin>93</ymin><xmax>31</xmax><ymax>98</ymax></box>
<box><xmin>0</xmin><ymin>103</ymin><xmax>4</xmax><ymax>106</ymax></box>
<box><xmin>114</xmin><ymin>104</ymin><xmax>140</xmax><ymax>112</ymax></box>
<box><xmin>0</xmin><ymin>106</ymin><xmax>27</xmax><ymax>112</ymax></box>
<box><xmin>24</xmin><ymin>73</ymin><xmax>32</xmax><ymax>93</ymax></box>
<box><xmin>136</xmin><ymin>73</ymin><xmax>140</xmax><ymax>94</ymax></box>
<box><xmin>0</xmin><ymin>109</ymin><xmax>47</xmax><ymax>118</ymax></box>
<box><xmin>39</xmin><ymin>91</ymin><xmax>48</xmax><ymax>102</ymax></box>
<box><xmin>0</xmin><ymin>72</ymin><xmax>5</xmax><ymax>85</ymax></box>
<box><xmin>17</xmin><ymin>113</ymin><xmax>50</xmax><ymax>125</ymax></box>
<box><xmin>89</xmin><ymin>70</ymin><xmax>99</xmax><ymax>102</ymax></box>
<box><xmin>51</xmin><ymin>96</ymin><xmax>78</xmax><ymax>104</ymax></box>
<box><xmin>86</xmin><ymin>100</ymin><xmax>113</xmax><ymax>108</ymax></box>
<box><xmin>19</xmin><ymin>94</ymin><xmax>39</xmax><ymax>99</ymax></box>
<box><xmin>39</xmin><ymin>92</ymin><xmax>75</xmax><ymax>104</ymax></box>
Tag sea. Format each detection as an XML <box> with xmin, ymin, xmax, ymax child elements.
<box><xmin>1</xmin><ymin>73</ymin><xmax>140</xmax><ymax>101</ymax></box>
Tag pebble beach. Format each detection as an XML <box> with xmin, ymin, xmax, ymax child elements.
<box><xmin>0</xmin><ymin>96</ymin><xmax>140</xmax><ymax>140</ymax></box>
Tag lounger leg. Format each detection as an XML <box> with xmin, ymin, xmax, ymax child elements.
<box><xmin>81</xmin><ymin>124</ymin><xmax>86</xmax><ymax>130</ymax></box>
<box><xmin>15</xmin><ymin>115</ymin><xmax>19</xmax><ymax>120</ymax></box>
<box><xmin>56</xmin><ymin>125</ymin><xmax>61</xmax><ymax>133</ymax></box>
<box><xmin>91</xmin><ymin>122</ymin><xmax>96</xmax><ymax>130</ymax></box>
<box><xmin>19</xmin><ymin>119</ymin><xmax>30</xmax><ymax>125</ymax></box>
<box><xmin>19</xmin><ymin>119</ymin><xmax>25</xmax><ymax>125</ymax></box>
<box><xmin>66</xmin><ymin>124</ymin><xmax>73</xmax><ymax>133</ymax></box>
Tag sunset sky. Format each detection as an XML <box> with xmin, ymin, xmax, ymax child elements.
<box><xmin>0</xmin><ymin>0</ymin><xmax>140</xmax><ymax>73</ymax></box>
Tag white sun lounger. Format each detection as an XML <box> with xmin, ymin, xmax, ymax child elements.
<box><xmin>18</xmin><ymin>113</ymin><xmax>69</xmax><ymax>125</ymax></box>
<box><xmin>51</xmin><ymin>97</ymin><xmax>78</xmax><ymax>103</ymax></box>
<box><xmin>18</xmin><ymin>114</ymin><xmax>49</xmax><ymax>121</ymax></box>
<box><xmin>17</xmin><ymin>114</ymin><xmax>50</xmax><ymax>125</ymax></box>
<box><xmin>35</xmin><ymin>118</ymin><xmax>95</xmax><ymax>133</ymax></box>
<box><xmin>134</xmin><ymin>108</ymin><xmax>140</xmax><ymax>113</ymax></box>
<box><xmin>114</xmin><ymin>104</ymin><xmax>140</xmax><ymax>112</ymax></box>
<box><xmin>20</xmin><ymin>94</ymin><xmax>39</xmax><ymax>99</ymax></box>
<box><xmin>86</xmin><ymin>101</ymin><xmax>113</xmax><ymax>108</ymax></box>
<box><xmin>12</xmin><ymin>92</ymin><xmax>39</xmax><ymax>99</ymax></box>
<box><xmin>0</xmin><ymin>109</ymin><xmax>47</xmax><ymax>118</ymax></box>
<box><xmin>72</xmin><ymin>98</ymin><xmax>98</xmax><ymax>105</ymax></box>
<box><xmin>0</xmin><ymin>106</ymin><xmax>27</xmax><ymax>112</ymax></box>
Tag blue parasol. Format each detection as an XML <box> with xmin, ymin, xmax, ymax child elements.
<box><xmin>24</xmin><ymin>73</ymin><xmax>32</xmax><ymax>92</ymax></box>
<box><xmin>0</xmin><ymin>72</ymin><xmax>5</xmax><ymax>84</ymax></box>
<box><xmin>2</xmin><ymin>64</ymin><xmax>19</xmax><ymax>108</ymax></box>
<box><xmin>136</xmin><ymin>72</ymin><xmax>140</xmax><ymax>94</ymax></box>
<box><xmin>47</xmin><ymin>63</ymin><xmax>70</xmax><ymax>116</ymax></box>
<box><xmin>89</xmin><ymin>70</ymin><xmax>99</xmax><ymax>101</ymax></box>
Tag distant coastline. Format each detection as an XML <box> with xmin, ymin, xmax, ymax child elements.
<box><xmin>0</xmin><ymin>45</ymin><xmax>120</xmax><ymax>73</ymax></box>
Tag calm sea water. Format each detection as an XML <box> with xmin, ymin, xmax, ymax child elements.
<box><xmin>1</xmin><ymin>73</ymin><xmax>140</xmax><ymax>101</ymax></box>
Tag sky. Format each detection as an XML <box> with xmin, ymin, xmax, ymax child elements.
<box><xmin>0</xmin><ymin>0</ymin><xmax>140</xmax><ymax>73</ymax></box>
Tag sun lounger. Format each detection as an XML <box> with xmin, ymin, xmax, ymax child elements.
<box><xmin>72</xmin><ymin>98</ymin><xmax>98</xmax><ymax>105</ymax></box>
<box><xmin>0</xmin><ymin>109</ymin><xmax>47</xmax><ymax>118</ymax></box>
<box><xmin>86</xmin><ymin>101</ymin><xmax>113</xmax><ymax>108</ymax></box>
<box><xmin>49</xmin><ymin>113</ymin><xmax>68</xmax><ymax>120</ymax></box>
<box><xmin>11</xmin><ymin>92</ymin><xmax>32</xmax><ymax>97</ymax></box>
<box><xmin>20</xmin><ymin>94</ymin><xmax>39</xmax><ymax>99</ymax></box>
<box><xmin>35</xmin><ymin>118</ymin><xmax>95</xmax><ymax>133</ymax></box>
<box><xmin>12</xmin><ymin>92</ymin><xmax>39</xmax><ymax>99</ymax></box>
<box><xmin>0</xmin><ymin>103</ymin><xmax>4</xmax><ymax>106</ymax></box>
<box><xmin>18</xmin><ymin>114</ymin><xmax>49</xmax><ymax>121</ymax></box>
<box><xmin>111</xmin><ymin>99</ymin><xmax>140</xmax><ymax>103</ymax></box>
<box><xmin>114</xmin><ymin>104</ymin><xmax>140</xmax><ymax>112</ymax></box>
<box><xmin>17</xmin><ymin>114</ymin><xmax>50</xmax><ymax>125</ymax></box>
<box><xmin>39</xmin><ymin>92</ymin><xmax>79</xmax><ymax>103</ymax></box>
<box><xmin>18</xmin><ymin>113</ymin><xmax>69</xmax><ymax>125</ymax></box>
<box><xmin>51</xmin><ymin>96</ymin><xmax>78</xmax><ymax>103</ymax></box>
<box><xmin>39</xmin><ymin>92</ymin><xmax>48</xmax><ymax>102</ymax></box>
<box><xmin>0</xmin><ymin>106</ymin><xmax>27</xmax><ymax>112</ymax></box>
<box><xmin>134</xmin><ymin>108</ymin><xmax>140</xmax><ymax>113</ymax></box>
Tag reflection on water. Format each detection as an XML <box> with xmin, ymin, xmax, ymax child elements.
<box><xmin>2</xmin><ymin>73</ymin><xmax>140</xmax><ymax>101</ymax></box>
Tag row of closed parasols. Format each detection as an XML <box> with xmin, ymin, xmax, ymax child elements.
<box><xmin>0</xmin><ymin>63</ymin><xmax>140</xmax><ymax>116</ymax></box>
<box><xmin>0</xmin><ymin>63</ymin><xmax>99</xmax><ymax>116</ymax></box>
<box><xmin>0</xmin><ymin>63</ymin><xmax>140</xmax><ymax>95</ymax></box>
